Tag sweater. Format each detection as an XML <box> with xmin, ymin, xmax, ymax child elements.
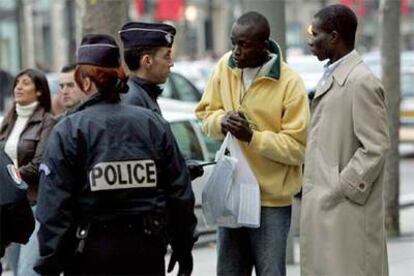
<box><xmin>195</xmin><ymin>42</ymin><xmax>310</xmax><ymax>206</ymax></box>
<box><xmin>4</xmin><ymin>101</ymin><xmax>39</xmax><ymax>166</ymax></box>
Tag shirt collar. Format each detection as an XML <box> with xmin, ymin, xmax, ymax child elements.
<box><xmin>324</xmin><ymin>50</ymin><xmax>356</xmax><ymax>76</ymax></box>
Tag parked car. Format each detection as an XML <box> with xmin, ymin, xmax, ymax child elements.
<box><xmin>173</xmin><ymin>59</ymin><xmax>216</xmax><ymax>92</ymax></box>
<box><xmin>47</xmin><ymin>71</ymin><xmax>202</xmax><ymax>114</ymax></box>
<box><xmin>164</xmin><ymin>111</ymin><xmax>222</xmax><ymax>236</ymax></box>
<box><xmin>160</xmin><ymin>71</ymin><xmax>202</xmax><ymax>102</ymax></box>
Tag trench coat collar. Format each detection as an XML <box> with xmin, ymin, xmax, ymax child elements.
<box><xmin>313</xmin><ymin>50</ymin><xmax>362</xmax><ymax>100</ymax></box>
<box><xmin>313</xmin><ymin>75</ymin><xmax>334</xmax><ymax>100</ymax></box>
<box><xmin>332</xmin><ymin>50</ymin><xmax>362</xmax><ymax>86</ymax></box>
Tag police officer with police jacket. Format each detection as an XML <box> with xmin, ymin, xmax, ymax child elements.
<box><xmin>34</xmin><ymin>34</ymin><xmax>197</xmax><ymax>276</ymax></box>
<box><xmin>0</xmin><ymin>149</ymin><xmax>35</xmax><ymax>275</ymax></box>
<box><xmin>119</xmin><ymin>22</ymin><xmax>204</xmax><ymax>181</ymax></box>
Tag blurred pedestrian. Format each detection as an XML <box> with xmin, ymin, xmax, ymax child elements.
<box><xmin>0</xmin><ymin>149</ymin><xmax>35</xmax><ymax>276</ymax></box>
<box><xmin>55</xmin><ymin>64</ymin><xmax>87</xmax><ymax>119</ymax></box>
<box><xmin>0</xmin><ymin>68</ymin><xmax>55</xmax><ymax>276</ymax></box>
<box><xmin>0</xmin><ymin>68</ymin><xmax>14</xmax><ymax>112</ymax></box>
<box><xmin>300</xmin><ymin>4</ymin><xmax>389</xmax><ymax>276</ymax></box>
<box><xmin>34</xmin><ymin>34</ymin><xmax>197</xmax><ymax>275</ymax></box>
<box><xmin>195</xmin><ymin>11</ymin><xmax>309</xmax><ymax>276</ymax></box>
<box><xmin>119</xmin><ymin>22</ymin><xmax>204</xmax><ymax>181</ymax></box>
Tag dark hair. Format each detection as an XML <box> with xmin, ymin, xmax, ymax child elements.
<box><xmin>60</xmin><ymin>64</ymin><xmax>77</xmax><ymax>73</ymax></box>
<box><xmin>74</xmin><ymin>64</ymin><xmax>127</xmax><ymax>103</ymax></box>
<box><xmin>123</xmin><ymin>47</ymin><xmax>160</xmax><ymax>71</ymax></box>
<box><xmin>13</xmin><ymin>68</ymin><xmax>52</xmax><ymax>112</ymax></box>
<box><xmin>314</xmin><ymin>4</ymin><xmax>358</xmax><ymax>47</ymax></box>
<box><xmin>236</xmin><ymin>11</ymin><xmax>270</xmax><ymax>41</ymax></box>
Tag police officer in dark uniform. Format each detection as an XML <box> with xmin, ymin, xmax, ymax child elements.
<box><xmin>119</xmin><ymin>22</ymin><xmax>175</xmax><ymax>115</ymax></box>
<box><xmin>119</xmin><ymin>22</ymin><xmax>204</xmax><ymax>181</ymax></box>
<box><xmin>0</xmin><ymin>149</ymin><xmax>35</xmax><ymax>275</ymax></box>
<box><xmin>34</xmin><ymin>34</ymin><xmax>197</xmax><ymax>276</ymax></box>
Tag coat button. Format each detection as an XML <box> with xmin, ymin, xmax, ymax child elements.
<box><xmin>358</xmin><ymin>183</ymin><xmax>365</xmax><ymax>190</ymax></box>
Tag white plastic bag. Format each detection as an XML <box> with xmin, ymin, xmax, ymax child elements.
<box><xmin>227</xmin><ymin>134</ymin><xmax>261</xmax><ymax>228</ymax></box>
<box><xmin>202</xmin><ymin>133</ymin><xmax>261</xmax><ymax>228</ymax></box>
<box><xmin>201</xmin><ymin>133</ymin><xmax>238</xmax><ymax>227</ymax></box>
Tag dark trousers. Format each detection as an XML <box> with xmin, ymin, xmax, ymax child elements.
<box><xmin>65</xmin><ymin>227</ymin><xmax>167</xmax><ymax>276</ymax></box>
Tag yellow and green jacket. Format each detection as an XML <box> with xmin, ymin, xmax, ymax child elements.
<box><xmin>195</xmin><ymin>42</ymin><xmax>310</xmax><ymax>207</ymax></box>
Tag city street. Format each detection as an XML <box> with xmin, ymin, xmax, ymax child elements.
<box><xmin>1</xmin><ymin>0</ymin><xmax>413</xmax><ymax>275</ymax></box>
<box><xmin>3</xmin><ymin>157</ymin><xmax>413</xmax><ymax>275</ymax></box>
<box><xmin>170</xmin><ymin>156</ymin><xmax>414</xmax><ymax>276</ymax></box>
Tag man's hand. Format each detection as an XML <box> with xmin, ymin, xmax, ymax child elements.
<box><xmin>220</xmin><ymin>111</ymin><xmax>239</xmax><ymax>135</ymax></box>
<box><xmin>167</xmin><ymin>251</ymin><xmax>193</xmax><ymax>276</ymax></box>
<box><xmin>225</xmin><ymin>112</ymin><xmax>253</xmax><ymax>142</ymax></box>
<box><xmin>186</xmin><ymin>160</ymin><xmax>204</xmax><ymax>180</ymax></box>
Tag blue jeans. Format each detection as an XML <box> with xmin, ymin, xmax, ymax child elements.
<box><xmin>217</xmin><ymin>206</ymin><xmax>291</xmax><ymax>276</ymax></box>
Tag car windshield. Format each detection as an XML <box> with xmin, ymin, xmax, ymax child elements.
<box><xmin>160</xmin><ymin>72</ymin><xmax>201</xmax><ymax>102</ymax></box>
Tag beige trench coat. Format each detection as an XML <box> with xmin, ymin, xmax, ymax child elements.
<box><xmin>300</xmin><ymin>51</ymin><xmax>390</xmax><ymax>276</ymax></box>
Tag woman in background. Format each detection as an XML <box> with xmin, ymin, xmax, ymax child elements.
<box><xmin>0</xmin><ymin>68</ymin><xmax>55</xmax><ymax>276</ymax></box>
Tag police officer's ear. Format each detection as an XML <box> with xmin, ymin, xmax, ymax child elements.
<box><xmin>141</xmin><ymin>54</ymin><xmax>153</xmax><ymax>69</ymax></box>
<box><xmin>80</xmin><ymin>76</ymin><xmax>96</xmax><ymax>95</ymax></box>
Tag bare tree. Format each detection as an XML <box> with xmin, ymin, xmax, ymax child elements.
<box><xmin>76</xmin><ymin>0</ymin><xmax>128</xmax><ymax>46</ymax></box>
<box><xmin>240</xmin><ymin>0</ymin><xmax>286</xmax><ymax>58</ymax></box>
<box><xmin>379</xmin><ymin>0</ymin><xmax>400</xmax><ymax>237</ymax></box>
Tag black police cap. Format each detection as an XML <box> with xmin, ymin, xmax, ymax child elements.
<box><xmin>119</xmin><ymin>22</ymin><xmax>176</xmax><ymax>48</ymax></box>
<box><xmin>77</xmin><ymin>34</ymin><xmax>120</xmax><ymax>68</ymax></box>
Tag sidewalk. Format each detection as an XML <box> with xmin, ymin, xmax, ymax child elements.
<box><xmin>2</xmin><ymin>207</ymin><xmax>413</xmax><ymax>276</ymax></box>
<box><xmin>186</xmin><ymin>206</ymin><xmax>414</xmax><ymax>276</ymax></box>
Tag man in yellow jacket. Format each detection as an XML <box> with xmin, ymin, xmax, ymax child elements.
<box><xmin>195</xmin><ymin>11</ymin><xmax>310</xmax><ymax>276</ymax></box>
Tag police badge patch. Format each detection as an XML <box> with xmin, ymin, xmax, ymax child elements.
<box><xmin>39</xmin><ymin>163</ymin><xmax>51</xmax><ymax>176</ymax></box>
<box><xmin>165</xmin><ymin>33</ymin><xmax>173</xmax><ymax>44</ymax></box>
<box><xmin>89</xmin><ymin>160</ymin><xmax>157</xmax><ymax>191</ymax></box>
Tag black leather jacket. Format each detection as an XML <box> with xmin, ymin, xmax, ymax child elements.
<box><xmin>35</xmin><ymin>94</ymin><xmax>196</xmax><ymax>274</ymax></box>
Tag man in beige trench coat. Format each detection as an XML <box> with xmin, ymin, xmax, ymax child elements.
<box><xmin>300</xmin><ymin>4</ymin><xmax>390</xmax><ymax>276</ymax></box>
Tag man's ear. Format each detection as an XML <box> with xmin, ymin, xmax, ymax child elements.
<box><xmin>264</xmin><ymin>39</ymin><xmax>270</xmax><ymax>49</ymax></box>
<box><xmin>330</xmin><ymin>31</ymin><xmax>340</xmax><ymax>44</ymax></box>
<box><xmin>141</xmin><ymin>54</ymin><xmax>153</xmax><ymax>69</ymax></box>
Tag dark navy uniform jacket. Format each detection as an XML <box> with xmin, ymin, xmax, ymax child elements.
<box><xmin>0</xmin><ymin>149</ymin><xmax>34</xmax><ymax>258</ymax></box>
<box><xmin>35</xmin><ymin>93</ymin><xmax>196</xmax><ymax>274</ymax></box>
<box><xmin>122</xmin><ymin>76</ymin><xmax>163</xmax><ymax>115</ymax></box>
